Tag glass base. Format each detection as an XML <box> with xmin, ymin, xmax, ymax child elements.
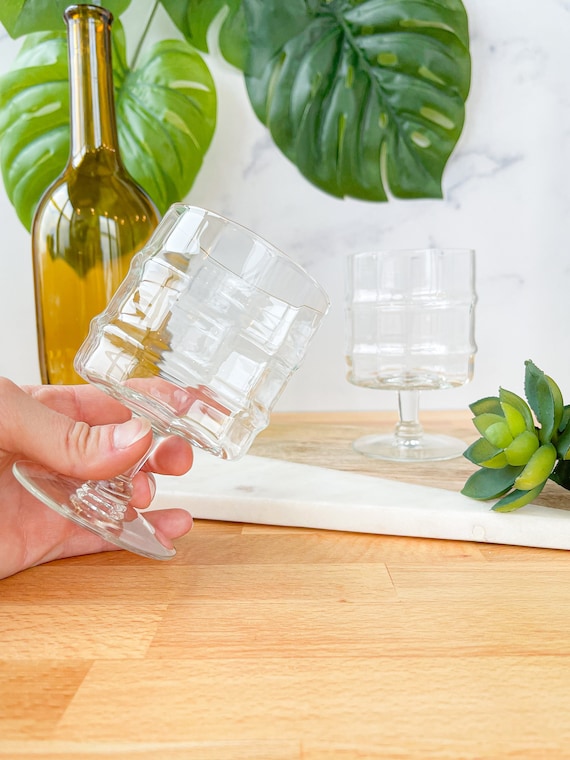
<box><xmin>12</xmin><ymin>460</ymin><xmax>176</xmax><ymax>560</ymax></box>
<box><xmin>353</xmin><ymin>433</ymin><xmax>467</xmax><ymax>462</ymax></box>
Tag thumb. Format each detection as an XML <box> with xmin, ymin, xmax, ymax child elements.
<box><xmin>0</xmin><ymin>378</ymin><xmax>153</xmax><ymax>480</ymax></box>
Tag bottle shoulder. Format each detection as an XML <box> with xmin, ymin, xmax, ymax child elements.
<box><xmin>33</xmin><ymin>165</ymin><xmax>160</xmax><ymax>230</ymax></box>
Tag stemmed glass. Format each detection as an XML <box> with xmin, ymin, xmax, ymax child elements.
<box><xmin>345</xmin><ymin>248</ymin><xmax>477</xmax><ymax>462</ymax></box>
<box><xmin>13</xmin><ymin>204</ymin><xmax>330</xmax><ymax>560</ymax></box>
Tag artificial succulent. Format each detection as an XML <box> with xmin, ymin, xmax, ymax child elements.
<box><xmin>462</xmin><ymin>360</ymin><xmax>570</xmax><ymax>511</ymax></box>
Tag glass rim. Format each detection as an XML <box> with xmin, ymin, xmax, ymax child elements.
<box><xmin>170</xmin><ymin>204</ymin><xmax>330</xmax><ymax>315</ymax></box>
<box><xmin>348</xmin><ymin>247</ymin><xmax>475</xmax><ymax>261</ymax></box>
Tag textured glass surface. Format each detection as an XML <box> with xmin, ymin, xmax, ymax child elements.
<box><xmin>346</xmin><ymin>248</ymin><xmax>477</xmax><ymax>391</ymax></box>
<box><xmin>76</xmin><ymin>205</ymin><xmax>330</xmax><ymax>459</ymax></box>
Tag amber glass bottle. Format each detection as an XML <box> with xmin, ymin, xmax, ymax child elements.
<box><xmin>31</xmin><ymin>4</ymin><xmax>159</xmax><ymax>384</ymax></box>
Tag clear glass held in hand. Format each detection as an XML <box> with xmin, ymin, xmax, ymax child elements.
<box><xmin>14</xmin><ymin>205</ymin><xmax>330</xmax><ymax>559</ymax></box>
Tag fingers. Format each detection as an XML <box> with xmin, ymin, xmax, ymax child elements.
<box><xmin>0</xmin><ymin>377</ymin><xmax>153</xmax><ymax>480</ymax></box>
<box><xmin>130</xmin><ymin>471</ymin><xmax>156</xmax><ymax>509</ymax></box>
<box><xmin>54</xmin><ymin>508</ymin><xmax>193</xmax><ymax>563</ymax></box>
<box><xmin>24</xmin><ymin>384</ymin><xmax>195</xmax><ymax>475</ymax></box>
<box><xmin>2</xmin><ymin>378</ymin><xmax>195</xmax><ymax>488</ymax></box>
<box><xmin>145</xmin><ymin>436</ymin><xmax>194</xmax><ymax>476</ymax></box>
<box><xmin>24</xmin><ymin>383</ymin><xmax>132</xmax><ymax>425</ymax></box>
<box><xmin>145</xmin><ymin>508</ymin><xmax>193</xmax><ymax>544</ymax></box>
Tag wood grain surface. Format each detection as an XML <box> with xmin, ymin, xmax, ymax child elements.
<box><xmin>253</xmin><ymin>410</ymin><xmax>570</xmax><ymax>509</ymax></box>
<box><xmin>2</xmin><ymin>411</ymin><xmax>570</xmax><ymax>759</ymax></box>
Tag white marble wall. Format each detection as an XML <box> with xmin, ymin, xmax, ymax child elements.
<box><xmin>1</xmin><ymin>0</ymin><xmax>569</xmax><ymax>415</ymax></box>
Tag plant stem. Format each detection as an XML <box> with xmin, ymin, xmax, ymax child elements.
<box><xmin>131</xmin><ymin>0</ymin><xmax>160</xmax><ymax>69</ymax></box>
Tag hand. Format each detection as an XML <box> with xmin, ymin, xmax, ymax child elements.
<box><xmin>0</xmin><ymin>378</ymin><xmax>194</xmax><ymax>579</ymax></box>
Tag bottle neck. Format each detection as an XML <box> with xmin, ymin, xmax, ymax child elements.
<box><xmin>65</xmin><ymin>4</ymin><xmax>122</xmax><ymax>168</ymax></box>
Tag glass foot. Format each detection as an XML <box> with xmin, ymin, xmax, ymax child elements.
<box><xmin>12</xmin><ymin>460</ymin><xmax>176</xmax><ymax>560</ymax></box>
<box><xmin>353</xmin><ymin>433</ymin><xmax>467</xmax><ymax>462</ymax></box>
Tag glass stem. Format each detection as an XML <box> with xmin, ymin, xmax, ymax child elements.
<box><xmin>122</xmin><ymin>431</ymin><xmax>162</xmax><ymax>481</ymax></box>
<box><xmin>71</xmin><ymin>430</ymin><xmax>162</xmax><ymax>522</ymax></box>
<box><xmin>394</xmin><ymin>390</ymin><xmax>424</xmax><ymax>449</ymax></box>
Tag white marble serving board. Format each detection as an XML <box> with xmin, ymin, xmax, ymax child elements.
<box><xmin>154</xmin><ymin>450</ymin><xmax>570</xmax><ymax>550</ymax></box>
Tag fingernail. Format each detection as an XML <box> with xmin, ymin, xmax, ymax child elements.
<box><xmin>113</xmin><ymin>417</ymin><xmax>152</xmax><ymax>450</ymax></box>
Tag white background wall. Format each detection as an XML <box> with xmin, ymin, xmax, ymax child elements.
<box><xmin>1</xmin><ymin>0</ymin><xmax>569</xmax><ymax>415</ymax></box>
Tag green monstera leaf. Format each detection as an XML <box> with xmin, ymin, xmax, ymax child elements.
<box><xmin>113</xmin><ymin>36</ymin><xmax>217</xmax><ymax>215</ymax></box>
<box><xmin>0</xmin><ymin>32</ymin><xmax>69</xmax><ymax>230</ymax></box>
<box><xmin>160</xmin><ymin>0</ymin><xmax>248</xmax><ymax>70</ymax></box>
<box><xmin>0</xmin><ymin>21</ymin><xmax>216</xmax><ymax>230</ymax></box>
<box><xmin>0</xmin><ymin>0</ymin><xmax>131</xmax><ymax>37</ymax></box>
<box><xmin>243</xmin><ymin>0</ymin><xmax>471</xmax><ymax>200</ymax></box>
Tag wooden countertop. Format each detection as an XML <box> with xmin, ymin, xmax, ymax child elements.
<box><xmin>2</xmin><ymin>411</ymin><xmax>570</xmax><ymax>759</ymax></box>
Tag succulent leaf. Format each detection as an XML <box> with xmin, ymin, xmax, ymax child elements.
<box><xmin>500</xmin><ymin>402</ymin><xmax>529</xmax><ymax>438</ymax></box>
<box><xmin>550</xmin><ymin>459</ymin><xmax>570</xmax><ymax>491</ymax></box>
<box><xmin>473</xmin><ymin>412</ymin><xmax>505</xmax><ymax>436</ymax></box>
<box><xmin>469</xmin><ymin>396</ymin><xmax>502</xmax><ymax>417</ymax></box>
<box><xmin>492</xmin><ymin>483</ymin><xmax>546</xmax><ymax>513</ymax></box>
<box><xmin>483</xmin><ymin>421</ymin><xmax>513</xmax><ymax>449</ymax></box>
<box><xmin>504</xmin><ymin>430</ymin><xmax>540</xmax><ymax>466</ymax></box>
<box><xmin>557</xmin><ymin>422</ymin><xmax>570</xmax><ymax>460</ymax></box>
<box><xmin>480</xmin><ymin>452</ymin><xmax>509</xmax><ymax>469</ymax></box>
<box><xmin>499</xmin><ymin>387</ymin><xmax>535</xmax><ymax>432</ymax></box>
<box><xmin>546</xmin><ymin>374</ymin><xmax>564</xmax><ymax>437</ymax></box>
<box><xmin>461</xmin><ymin>465</ymin><xmax>523</xmax><ymax>501</ymax></box>
<box><xmin>514</xmin><ymin>443</ymin><xmax>557</xmax><ymax>492</ymax></box>
<box><xmin>559</xmin><ymin>405</ymin><xmax>570</xmax><ymax>435</ymax></box>
<box><xmin>524</xmin><ymin>360</ymin><xmax>544</xmax><ymax>419</ymax></box>
<box><xmin>524</xmin><ymin>360</ymin><xmax>557</xmax><ymax>444</ymax></box>
<box><xmin>463</xmin><ymin>437</ymin><xmax>501</xmax><ymax>466</ymax></box>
